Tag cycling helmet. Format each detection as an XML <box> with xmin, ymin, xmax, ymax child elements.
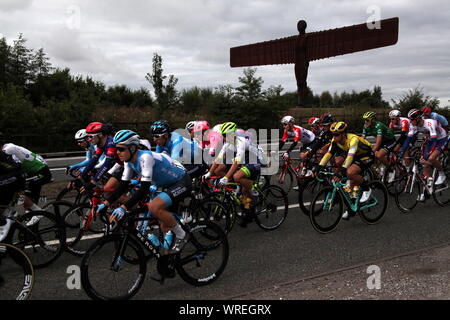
<box><xmin>407</xmin><ymin>109</ymin><xmax>422</xmax><ymax>120</ymax></box>
<box><xmin>362</xmin><ymin>112</ymin><xmax>376</xmax><ymax>121</ymax></box>
<box><xmin>150</xmin><ymin>120</ymin><xmax>170</xmax><ymax>135</ymax></box>
<box><xmin>193</xmin><ymin>121</ymin><xmax>210</xmax><ymax>133</ymax></box>
<box><xmin>319</xmin><ymin>113</ymin><xmax>334</xmax><ymax>125</ymax></box>
<box><xmin>308</xmin><ymin>117</ymin><xmax>319</xmax><ymax>126</ymax></box>
<box><xmin>86</xmin><ymin>122</ymin><xmax>104</xmax><ymax>134</ymax></box>
<box><xmin>75</xmin><ymin>129</ymin><xmax>88</xmax><ymax>141</ymax></box>
<box><xmin>219</xmin><ymin>122</ymin><xmax>237</xmax><ymax>134</ymax></box>
<box><xmin>185</xmin><ymin>121</ymin><xmax>197</xmax><ymax>132</ymax></box>
<box><xmin>330</xmin><ymin>121</ymin><xmax>348</xmax><ymax>133</ymax></box>
<box><xmin>422</xmin><ymin>106</ymin><xmax>432</xmax><ymax>114</ymax></box>
<box><xmin>389</xmin><ymin>110</ymin><xmax>401</xmax><ymax>118</ymax></box>
<box><xmin>113</xmin><ymin>130</ymin><xmax>140</xmax><ymax>146</ymax></box>
<box><xmin>281</xmin><ymin>115</ymin><xmax>295</xmax><ymax>125</ymax></box>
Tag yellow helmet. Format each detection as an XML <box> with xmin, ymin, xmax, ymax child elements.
<box><xmin>330</xmin><ymin>121</ymin><xmax>348</xmax><ymax>133</ymax></box>
<box><xmin>362</xmin><ymin>111</ymin><xmax>376</xmax><ymax>121</ymax></box>
<box><xmin>219</xmin><ymin>122</ymin><xmax>237</xmax><ymax>134</ymax></box>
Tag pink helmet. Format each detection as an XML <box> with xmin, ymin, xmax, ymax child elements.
<box><xmin>192</xmin><ymin>121</ymin><xmax>210</xmax><ymax>133</ymax></box>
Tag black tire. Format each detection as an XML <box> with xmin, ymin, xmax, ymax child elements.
<box><xmin>191</xmin><ymin>199</ymin><xmax>231</xmax><ymax>234</ymax></box>
<box><xmin>385</xmin><ymin>163</ymin><xmax>408</xmax><ymax>196</ymax></box>
<box><xmin>176</xmin><ymin>221</ymin><xmax>229</xmax><ymax>286</ymax></box>
<box><xmin>254</xmin><ymin>185</ymin><xmax>288</xmax><ymax>230</ymax></box>
<box><xmin>56</xmin><ymin>186</ymin><xmax>86</xmax><ymax>206</ymax></box>
<box><xmin>270</xmin><ymin>167</ymin><xmax>294</xmax><ymax>194</ymax></box>
<box><xmin>433</xmin><ymin>181</ymin><xmax>450</xmax><ymax>207</ymax></box>
<box><xmin>394</xmin><ymin>173</ymin><xmax>421</xmax><ymax>213</ymax></box>
<box><xmin>7</xmin><ymin>210</ymin><xmax>66</xmax><ymax>269</ymax></box>
<box><xmin>298</xmin><ymin>177</ymin><xmax>328</xmax><ymax>216</ymax></box>
<box><xmin>0</xmin><ymin>243</ymin><xmax>35</xmax><ymax>300</ymax></box>
<box><xmin>309</xmin><ymin>186</ymin><xmax>344</xmax><ymax>234</ymax></box>
<box><xmin>81</xmin><ymin>234</ymin><xmax>147</xmax><ymax>300</ymax></box>
<box><xmin>43</xmin><ymin>200</ymin><xmax>76</xmax><ymax>228</ymax></box>
<box><xmin>359</xmin><ymin>180</ymin><xmax>388</xmax><ymax>224</ymax></box>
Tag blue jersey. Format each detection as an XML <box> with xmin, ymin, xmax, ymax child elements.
<box><xmin>156</xmin><ymin>131</ymin><xmax>202</xmax><ymax>165</ymax></box>
<box><xmin>430</xmin><ymin>112</ymin><xmax>448</xmax><ymax>127</ymax></box>
<box><xmin>81</xmin><ymin>136</ymin><xmax>117</xmax><ymax>181</ymax></box>
<box><xmin>121</xmin><ymin>150</ymin><xmax>186</xmax><ymax>188</ymax></box>
<box><xmin>69</xmin><ymin>144</ymin><xmax>105</xmax><ymax>172</ymax></box>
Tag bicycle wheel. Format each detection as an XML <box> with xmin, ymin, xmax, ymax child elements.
<box><xmin>359</xmin><ymin>181</ymin><xmax>388</xmax><ymax>224</ymax></box>
<box><xmin>0</xmin><ymin>243</ymin><xmax>34</xmax><ymax>300</ymax></box>
<box><xmin>43</xmin><ymin>200</ymin><xmax>76</xmax><ymax>228</ymax></box>
<box><xmin>254</xmin><ymin>185</ymin><xmax>288</xmax><ymax>230</ymax></box>
<box><xmin>309</xmin><ymin>186</ymin><xmax>344</xmax><ymax>234</ymax></box>
<box><xmin>298</xmin><ymin>177</ymin><xmax>328</xmax><ymax>216</ymax></box>
<box><xmin>270</xmin><ymin>167</ymin><xmax>294</xmax><ymax>194</ymax></box>
<box><xmin>80</xmin><ymin>234</ymin><xmax>147</xmax><ymax>300</ymax></box>
<box><xmin>433</xmin><ymin>181</ymin><xmax>450</xmax><ymax>207</ymax></box>
<box><xmin>62</xmin><ymin>203</ymin><xmax>107</xmax><ymax>257</ymax></box>
<box><xmin>176</xmin><ymin>221</ymin><xmax>229</xmax><ymax>286</ymax></box>
<box><xmin>56</xmin><ymin>185</ymin><xmax>86</xmax><ymax>206</ymax></box>
<box><xmin>191</xmin><ymin>199</ymin><xmax>231</xmax><ymax>234</ymax></box>
<box><xmin>394</xmin><ymin>173</ymin><xmax>421</xmax><ymax>213</ymax></box>
<box><xmin>8</xmin><ymin>210</ymin><xmax>66</xmax><ymax>269</ymax></box>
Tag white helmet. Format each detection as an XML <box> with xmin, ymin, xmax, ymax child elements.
<box><xmin>281</xmin><ymin>116</ymin><xmax>295</xmax><ymax>125</ymax></box>
<box><xmin>75</xmin><ymin>129</ymin><xmax>88</xmax><ymax>141</ymax></box>
<box><xmin>185</xmin><ymin>121</ymin><xmax>197</xmax><ymax>132</ymax></box>
<box><xmin>389</xmin><ymin>110</ymin><xmax>401</xmax><ymax>118</ymax></box>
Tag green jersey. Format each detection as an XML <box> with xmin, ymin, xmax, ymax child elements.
<box><xmin>2</xmin><ymin>143</ymin><xmax>47</xmax><ymax>175</ymax></box>
<box><xmin>362</xmin><ymin>121</ymin><xmax>395</xmax><ymax>141</ymax></box>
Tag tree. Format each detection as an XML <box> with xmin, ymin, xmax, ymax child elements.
<box><xmin>145</xmin><ymin>53</ymin><xmax>178</xmax><ymax>118</ymax></box>
<box><xmin>319</xmin><ymin>91</ymin><xmax>333</xmax><ymax>107</ymax></box>
<box><xmin>0</xmin><ymin>37</ymin><xmax>11</xmax><ymax>89</ymax></box>
<box><xmin>391</xmin><ymin>86</ymin><xmax>440</xmax><ymax>115</ymax></box>
<box><xmin>9</xmin><ymin>34</ymin><xmax>33</xmax><ymax>87</ymax></box>
<box><xmin>235</xmin><ymin>67</ymin><xmax>264</xmax><ymax>102</ymax></box>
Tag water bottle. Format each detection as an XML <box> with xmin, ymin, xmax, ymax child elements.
<box><xmin>147</xmin><ymin>233</ymin><xmax>161</xmax><ymax>247</ymax></box>
<box><xmin>162</xmin><ymin>231</ymin><xmax>173</xmax><ymax>250</ymax></box>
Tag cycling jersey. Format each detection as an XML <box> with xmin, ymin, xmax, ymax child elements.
<box><xmin>2</xmin><ymin>143</ymin><xmax>47</xmax><ymax>175</ymax></box>
<box><xmin>0</xmin><ymin>151</ymin><xmax>25</xmax><ymax>206</ymax></box>
<box><xmin>121</xmin><ymin>150</ymin><xmax>186</xmax><ymax>188</ymax></box>
<box><xmin>320</xmin><ymin>133</ymin><xmax>373</xmax><ymax>169</ymax></box>
<box><xmin>389</xmin><ymin>117</ymin><xmax>410</xmax><ymax>133</ymax></box>
<box><xmin>217</xmin><ymin>135</ymin><xmax>263</xmax><ymax>165</ymax></box>
<box><xmin>69</xmin><ymin>144</ymin><xmax>106</xmax><ymax>172</ymax></box>
<box><xmin>281</xmin><ymin>125</ymin><xmax>315</xmax><ymax>145</ymax></box>
<box><xmin>81</xmin><ymin>136</ymin><xmax>117</xmax><ymax>182</ymax></box>
<box><xmin>406</xmin><ymin>118</ymin><xmax>447</xmax><ymax>140</ymax></box>
<box><xmin>429</xmin><ymin>112</ymin><xmax>448</xmax><ymax>127</ymax></box>
<box><xmin>362</xmin><ymin>121</ymin><xmax>395</xmax><ymax>141</ymax></box>
<box><xmin>209</xmin><ymin>125</ymin><xmax>223</xmax><ymax>156</ymax></box>
<box><xmin>156</xmin><ymin>131</ymin><xmax>202</xmax><ymax>165</ymax></box>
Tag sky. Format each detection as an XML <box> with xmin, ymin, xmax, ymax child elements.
<box><xmin>1</xmin><ymin>0</ymin><xmax>449</xmax><ymax>107</ymax></box>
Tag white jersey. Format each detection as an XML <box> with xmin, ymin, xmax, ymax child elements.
<box><xmin>217</xmin><ymin>135</ymin><xmax>262</xmax><ymax>165</ymax></box>
<box><xmin>407</xmin><ymin>118</ymin><xmax>447</xmax><ymax>140</ymax></box>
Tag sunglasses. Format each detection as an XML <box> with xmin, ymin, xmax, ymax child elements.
<box><xmin>116</xmin><ymin>147</ymin><xmax>128</xmax><ymax>152</ymax></box>
<box><xmin>332</xmin><ymin>133</ymin><xmax>343</xmax><ymax>137</ymax></box>
<box><xmin>152</xmin><ymin>134</ymin><xmax>165</xmax><ymax>139</ymax></box>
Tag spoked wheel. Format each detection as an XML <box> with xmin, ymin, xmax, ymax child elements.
<box><xmin>0</xmin><ymin>243</ymin><xmax>35</xmax><ymax>300</ymax></box>
<box><xmin>309</xmin><ymin>187</ymin><xmax>343</xmax><ymax>234</ymax></box>
<box><xmin>394</xmin><ymin>173</ymin><xmax>421</xmax><ymax>213</ymax></box>
<box><xmin>359</xmin><ymin>181</ymin><xmax>388</xmax><ymax>224</ymax></box>
<box><xmin>298</xmin><ymin>177</ymin><xmax>329</xmax><ymax>216</ymax></box>
<box><xmin>270</xmin><ymin>166</ymin><xmax>294</xmax><ymax>194</ymax></box>
<box><xmin>176</xmin><ymin>221</ymin><xmax>229</xmax><ymax>286</ymax></box>
<box><xmin>81</xmin><ymin>234</ymin><xmax>147</xmax><ymax>300</ymax></box>
<box><xmin>8</xmin><ymin>211</ymin><xmax>66</xmax><ymax>269</ymax></box>
<box><xmin>191</xmin><ymin>199</ymin><xmax>232</xmax><ymax>234</ymax></box>
<box><xmin>254</xmin><ymin>185</ymin><xmax>288</xmax><ymax>230</ymax></box>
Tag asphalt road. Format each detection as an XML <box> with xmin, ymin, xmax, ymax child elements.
<box><xmin>25</xmin><ymin>186</ymin><xmax>450</xmax><ymax>300</ymax></box>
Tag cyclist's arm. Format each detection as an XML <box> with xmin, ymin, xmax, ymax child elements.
<box><xmin>373</xmin><ymin>136</ymin><xmax>382</xmax><ymax>152</ymax></box>
<box><xmin>318</xmin><ymin>141</ymin><xmax>336</xmax><ymax>166</ymax></box>
<box><xmin>342</xmin><ymin>137</ymin><xmax>359</xmax><ymax>169</ymax></box>
<box><xmin>81</xmin><ymin>149</ymin><xmax>101</xmax><ymax>181</ymax></box>
<box><xmin>92</xmin><ymin>146</ymin><xmax>116</xmax><ymax>182</ymax></box>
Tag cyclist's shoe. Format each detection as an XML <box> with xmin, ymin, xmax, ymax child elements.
<box><xmin>170</xmin><ymin>232</ymin><xmax>190</xmax><ymax>253</ymax></box>
<box><xmin>387</xmin><ymin>171</ymin><xmax>396</xmax><ymax>183</ymax></box>
<box><xmin>417</xmin><ymin>192</ymin><xmax>429</xmax><ymax>202</ymax></box>
<box><xmin>238</xmin><ymin>212</ymin><xmax>254</xmax><ymax>228</ymax></box>
<box><xmin>435</xmin><ymin>171</ymin><xmax>447</xmax><ymax>185</ymax></box>
<box><xmin>0</xmin><ymin>216</ymin><xmax>12</xmax><ymax>242</ymax></box>
<box><xmin>360</xmin><ymin>188</ymin><xmax>372</xmax><ymax>203</ymax></box>
<box><xmin>26</xmin><ymin>214</ymin><xmax>43</xmax><ymax>227</ymax></box>
<box><xmin>341</xmin><ymin>210</ymin><xmax>350</xmax><ymax>220</ymax></box>
<box><xmin>293</xmin><ymin>186</ymin><xmax>299</xmax><ymax>191</ymax></box>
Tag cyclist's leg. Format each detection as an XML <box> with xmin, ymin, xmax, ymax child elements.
<box><xmin>23</xmin><ymin>166</ymin><xmax>52</xmax><ymax>210</ymax></box>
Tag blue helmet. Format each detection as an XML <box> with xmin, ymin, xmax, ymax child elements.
<box><xmin>150</xmin><ymin>120</ymin><xmax>170</xmax><ymax>135</ymax></box>
<box><xmin>113</xmin><ymin>130</ymin><xmax>140</xmax><ymax>146</ymax></box>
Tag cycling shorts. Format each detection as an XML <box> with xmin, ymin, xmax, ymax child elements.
<box><xmin>239</xmin><ymin>163</ymin><xmax>261</xmax><ymax>181</ymax></box>
<box><xmin>157</xmin><ymin>175</ymin><xmax>192</xmax><ymax>208</ymax></box>
<box><xmin>0</xmin><ymin>170</ymin><xmax>25</xmax><ymax>206</ymax></box>
<box><xmin>423</xmin><ymin>137</ymin><xmax>448</xmax><ymax>160</ymax></box>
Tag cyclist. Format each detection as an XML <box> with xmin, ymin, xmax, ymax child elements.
<box><xmin>422</xmin><ymin>106</ymin><xmax>449</xmax><ymax>133</ymax></box>
<box><xmin>279</xmin><ymin>115</ymin><xmax>316</xmax><ymax>161</ymax></box>
<box><xmin>65</xmin><ymin>129</ymin><xmax>106</xmax><ymax>176</ymax></box>
<box><xmin>362</xmin><ymin>111</ymin><xmax>396</xmax><ymax>177</ymax></box>
<box><xmin>192</xmin><ymin>121</ymin><xmax>211</xmax><ymax>150</ymax></box>
<box><xmin>185</xmin><ymin>121</ymin><xmax>197</xmax><ymax>140</ymax></box>
<box><xmin>151</xmin><ymin>120</ymin><xmax>206</xmax><ymax>179</ymax></box>
<box><xmin>0</xmin><ymin>150</ymin><xmax>25</xmax><ymax>241</ymax></box>
<box><xmin>208</xmin><ymin>123</ymin><xmax>223</xmax><ymax>158</ymax></box>
<box><xmin>305</xmin><ymin>113</ymin><xmax>335</xmax><ymax>162</ymax></box>
<box><xmin>319</xmin><ymin>121</ymin><xmax>375</xmax><ymax>219</ymax></box>
<box><xmin>388</xmin><ymin>110</ymin><xmax>414</xmax><ymax>170</ymax></box>
<box><xmin>203</xmin><ymin>122</ymin><xmax>263</xmax><ymax>222</ymax></box>
<box><xmin>102</xmin><ymin>130</ymin><xmax>191</xmax><ymax>253</ymax></box>
<box><xmin>80</xmin><ymin>122</ymin><xmax>117</xmax><ymax>192</ymax></box>
<box><xmin>1</xmin><ymin>143</ymin><xmax>52</xmax><ymax>214</ymax></box>
<box><xmin>399</xmin><ymin>109</ymin><xmax>447</xmax><ymax>186</ymax></box>
<box><xmin>308</xmin><ymin>117</ymin><xmax>321</xmax><ymax>135</ymax></box>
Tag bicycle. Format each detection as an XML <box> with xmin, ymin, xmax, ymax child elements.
<box><xmin>0</xmin><ymin>242</ymin><xmax>34</xmax><ymax>300</ymax></box>
<box><xmin>80</xmin><ymin>202</ymin><xmax>229</xmax><ymax>300</ymax></box>
<box><xmin>204</xmin><ymin>176</ymin><xmax>289</xmax><ymax>232</ymax></box>
<box><xmin>394</xmin><ymin>144</ymin><xmax>450</xmax><ymax>213</ymax></box>
<box><xmin>309</xmin><ymin>171</ymin><xmax>388</xmax><ymax>234</ymax></box>
<box><xmin>371</xmin><ymin>151</ymin><xmax>408</xmax><ymax>196</ymax></box>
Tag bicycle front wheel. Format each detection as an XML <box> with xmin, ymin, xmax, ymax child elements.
<box><xmin>309</xmin><ymin>186</ymin><xmax>343</xmax><ymax>234</ymax></box>
<box><xmin>176</xmin><ymin>221</ymin><xmax>229</xmax><ymax>286</ymax></box>
<box><xmin>81</xmin><ymin>234</ymin><xmax>147</xmax><ymax>300</ymax></box>
<box><xmin>191</xmin><ymin>199</ymin><xmax>232</xmax><ymax>234</ymax></box>
<box><xmin>0</xmin><ymin>243</ymin><xmax>34</xmax><ymax>300</ymax></box>
<box><xmin>359</xmin><ymin>181</ymin><xmax>388</xmax><ymax>224</ymax></box>
<box><xmin>270</xmin><ymin>167</ymin><xmax>294</xmax><ymax>194</ymax></box>
<box><xmin>394</xmin><ymin>173</ymin><xmax>421</xmax><ymax>213</ymax></box>
<box><xmin>298</xmin><ymin>177</ymin><xmax>328</xmax><ymax>216</ymax></box>
<box><xmin>254</xmin><ymin>185</ymin><xmax>288</xmax><ymax>230</ymax></box>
